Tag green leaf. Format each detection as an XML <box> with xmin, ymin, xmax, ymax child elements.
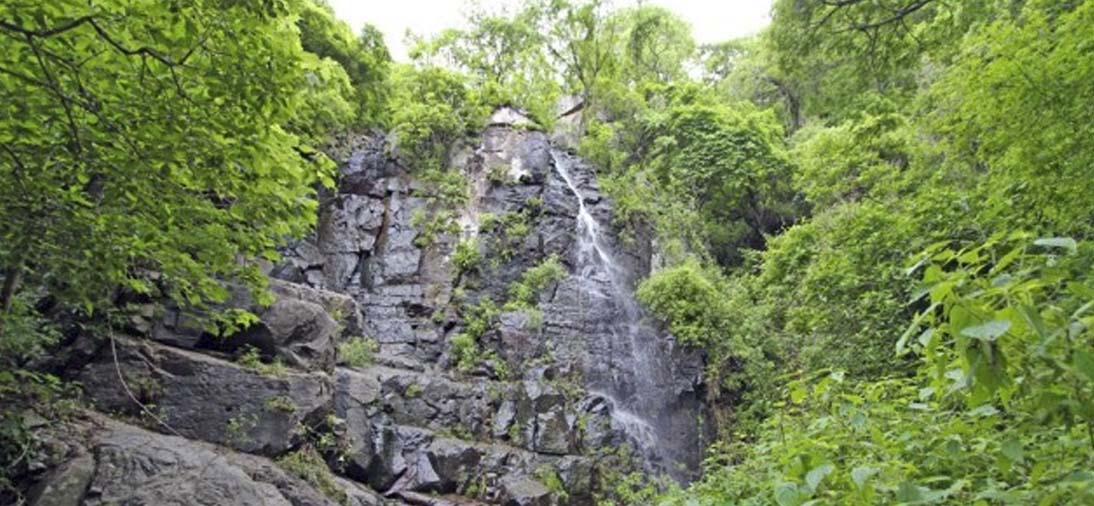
<box><xmin>851</xmin><ymin>466</ymin><xmax>878</xmax><ymax>489</ymax></box>
<box><xmin>1000</xmin><ymin>438</ymin><xmax>1024</xmax><ymax>463</ymax></box>
<box><xmin>1074</xmin><ymin>350</ymin><xmax>1094</xmax><ymax>383</ymax></box>
<box><xmin>790</xmin><ymin>386</ymin><xmax>807</xmax><ymax>404</ymax></box>
<box><xmin>960</xmin><ymin>320</ymin><xmax>1010</xmax><ymax>341</ymax></box>
<box><xmin>774</xmin><ymin>483</ymin><xmax>805</xmax><ymax>506</ymax></box>
<box><xmin>1033</xmin><ymin>237</ymin><xmax>1077</xmax><ymax>253</ymax></box>
<box><xmin>804</xmin><ymin>464</ymin><xmax>833</xmax><ymax>493</ymax></box>
<box><xmin>967</xmin><ymin>404</ymin><xmax>999</xmax><ymax>418</ymax></box>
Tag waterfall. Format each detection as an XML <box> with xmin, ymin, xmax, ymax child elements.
<box><xmin>551</xmin><ymin>149</ymin><xmax>684</xmax><ymax>478</ymax></box>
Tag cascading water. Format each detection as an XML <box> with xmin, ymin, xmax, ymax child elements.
<box><xmin>550</xmin><ymin>148</ymin><xmax>691</xmax><ymax>479</ymax></box>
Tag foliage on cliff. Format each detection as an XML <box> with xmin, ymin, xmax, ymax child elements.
<box><xmin>0</xmin><ymin>1</ymin><xmax>383</xmax><ymax>498</ymax></box>
<box><xmin>3</xmin><ymin>0</ymin><xmax>1093</xmax><ymax>503</ymax></box>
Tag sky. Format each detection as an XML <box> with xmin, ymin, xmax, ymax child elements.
<box><xmin>327</xmin><ymin>0</ymin><xmax>774</xmax><ymax>61</ymax></box>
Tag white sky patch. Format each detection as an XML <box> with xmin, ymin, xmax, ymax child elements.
<box><xmin>327</xmin><ymin>0</ymin><xmax>773</xmax><ymax>61</ymax></box>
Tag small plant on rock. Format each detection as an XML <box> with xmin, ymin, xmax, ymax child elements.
<box><xmin>535</xmin><ymin>465</ymin><xmax>570</xmax><ymax>502</ymax></box>
<box><xmin>265</xmin><ymin>395</ymin><xmax>297</xmax><ymax>414</ymax></box>
<box><xmin>277</xmin><ymin>446</ymin><xmax>347</xmax><ymax>503</ymax></box>
<box><xmin>226</xmin><ymin>413</ymin><xmax>258</xmax><ymax>447</ymax></box>
<box><xmin>452</xmin><ymin>237</ymin><xmax>482</xmax><ymax>274</ymax></box>
<box><xmin>337</xmin><ymin>337</ymin><xmax>378</xmax><ymax>368</ymax></box>
<box><xmin>235</xmin><ymin>345</ymin><xmax>287</xmax><ymax>377</ymax></box>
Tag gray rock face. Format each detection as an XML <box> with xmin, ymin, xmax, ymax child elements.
<box><xmin>270</xmin><ymin>114</ymin><xmax>712</xmax><ymax>499</ymax></box>
<box><xmin>145</xmin><ymin>278</ymin><xmax>360</xmax><ymax>373</ymax></box>
<box><xmin>29</xmin><ymin>452</ymin><xmax>94</xmax><ymax>506</ymax></box>
<box><xmin>29</xmin><ymin>415</ymin><xmax>390</xmax><ymax>506</ymax></box>
<box><xmin>77</xmin><ymin>338</ymin><xmax>331</xmax><ymax>456</ymax></box>
<box><xmin>35</xmin><ymin>112</ymin><xmax>717</xmax><ymax>506</ymax></box>
<box><xmin>499</xmin><ymin>475</ymin><xmax>554</xmax><ymax>506</ymax></box>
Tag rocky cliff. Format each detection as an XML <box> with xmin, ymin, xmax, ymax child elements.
<box><xmin>25</xmin><ymin>110</ymin><xmax>712</xmax><ymax>506</ymax></box>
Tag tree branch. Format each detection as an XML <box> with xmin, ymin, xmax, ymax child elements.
<box><xmin>0</xmin><ymin>16</ymin><xmax>94</xmax><ymax>38</ymax></box>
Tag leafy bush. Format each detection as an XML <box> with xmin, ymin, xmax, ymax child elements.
<box><xmin>0</xmin><ymin>0</ymin><xmax>342</xmax><ymax>327</ymax></box>
<box><xmin>638</xmin><ymin>263</ymin><xmax>778</xmax><ymax>432</ymax></box>
<box><xmin>297</xmin><ymin>0</ymin><xmax>390</xmax><ymax>125</ymax></box>
<box><xmin>662</xmin><ymin>236</ymin><xmax>1094</xmax><ymax>505</ymax></box>
<box><xmin>0</xmin><ymin>294</ymin><xmax>60</xmax><ymax>366</ymax></box>
<box><xmin>452</xmin><ymin>238</ymin><xmax>482</xmax><ymax>275</ymax></box>
<box><xmin>388</xmin><ymin>65</ymin><xmax>488</xmax><ymax>172</ymax></box>
<box><xmin>636</xmin><ymin>262</ymin><xmax>725</xmax><ymax>347</ymax></box>
<box><xmin>506</xmin><ymin>256</ymin><xmax>566</xmax><ymax>309</ymax></box>
<box><xmin>235</xmin><ymin>346</ymin><xmax>287</xmax><ymax>377</ymax></box>
<box><xmin>450</xmin><ymin>332</ymin><xmax>479</xmax><ymax>372</ymax></box>
<box><xmin>0</xmin><ymin>370</ymin><xmax>77</xmax><ymax>504</ymax></box>
<box><xmin>337</xmin><ymin>337</ymin><xmax>378</xmax><ymax>368</ymax></box>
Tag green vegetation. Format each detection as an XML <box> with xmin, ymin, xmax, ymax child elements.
<box><xmin>450</xmin><ymin>256</ymin><xmax>564</xmax><ymax>374</ymax></box>
<box><xmin>297</xmin><ymin>0</ymin><xmax>391</xmax><ymax>126</ymax></box>
<box><xmin>452</xmin><ymin>238</ymin><xmax>483</xmax><ymax>275</ymax></box>
<box><xmin>449</xmin><ymin>297</ymin><xmax>500</xmax><ymax>372</ymax></box>
<box><xmin>337</xmin><ymin>337</ymin><xmax>378</xmax><ymax>368</ymax></box>
<box><xmin>277</xmin><ymin>447</ymin><xmax>348</xmax><ymax>504</ymax></box>
<box><xmin>413</xmin><ymin>0</ymin><xmax>1093</xmax><ymax>503</ymax></box>
<box><xmin>535</xmin><ymin>465</ymin><xmax>570</xmax><ymax>502</ymax></box>
<box><xmin>505</xmin><ymin>255</ymin><xmax>566</xmax><ymax>310</ymax></box>
<box><xmin>226</xmin><ymin>413</ymin><xmax>258</xmax><ymax>447</ymax></box>
<box><xmin>480</xmin><ymin>209</ymin><xmax>537</xmax><ymax>263</ymax></box>
<box><xmin>236</xmin><ymin>346</ymin><xmax>288</xmax><ymax>377</ymax></box>
<box><xmin>3</xmin><ymin>0</ymin><xmax>1094</xmax><ymax>503</ymax></box>
<box><xmin>265</xmin><ymin>395</ymin><xmax>297</xmax><ymax>414</ymax></box>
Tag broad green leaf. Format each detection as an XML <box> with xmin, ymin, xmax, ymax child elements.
<box><xmin>851</xmin><ymin>466</ymin><xmax>878</xmax><ymax>489</ymax></box>
<box><xmin>960</xmin><ymin>320</ymin><xmax>1011</xmax><ymax>341</ymax></box>
<box><xmin>1074</xmin><ymin>350</ymin><xmax>1094</xmax><ymax>383</ymax></box>
<box><xmin>774</xmin><ymin>483</ymin><xmax>805</xmax><ymax>506</ymax></box>
<box><xmin>804</xmin><ymin>464</ymin><xmax>833</xmax><ymax>493</ymax></box>
<box><xmin>1033</xmin><ymin>237</ymin><xmax>1077</xmax><ymax>254</ymax></box>
<box><xmin>790</xmin><ymin>386</ymin><xmax>807</xmax><ymax>404</ymax></box>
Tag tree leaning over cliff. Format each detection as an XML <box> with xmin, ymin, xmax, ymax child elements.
<box><xmin>0</xmin><ymin>0</ymin><xmax>360</xmax><ymax>336</ymax></box>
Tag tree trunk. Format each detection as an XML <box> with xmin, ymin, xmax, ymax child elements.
<box><xmin>1</xmin><ymin>261</ymin><xmax>23</xmax><ymax>316</ymax></box>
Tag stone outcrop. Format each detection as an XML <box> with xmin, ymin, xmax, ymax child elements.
<box><xmin>77</xmin><ymin>337</ymin><xmax>331</xmax><ymax>456</ymax></box>
<box><xmin>27</xmin><ymin>414</ymin><xmax>391</xmax><ymax>506</ymax></box>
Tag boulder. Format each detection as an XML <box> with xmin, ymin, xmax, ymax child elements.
<box><xmin>237</xmin><ymin>296</ymin><xmax>339</xmax><ymax>371</ymax></box>
<box><xmin>499</xmin><ymin>475</ymin><xmax>553</xmax><ymax>506</ymax></box>
<box><xmin>32</xmin><ymin>415</ymin><xmax>345</xmax><ymax>506</ymax></box>
<box><xmin>29</xmin><ymin>452</ymin><xmax>94</xmax><ymax>506</ymax></box>
<box><xmin>269</xmin><ymin>279</ymin><xmax>364</xmax><ymax>339</ymax></box>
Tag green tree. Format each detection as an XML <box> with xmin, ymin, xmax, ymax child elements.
<box><xmin>0</xmin><ymin>0</ymin><xmax>349</xmax><ymax>332</ymax></box>
<box><xmin>767</xmin><ymin>0</ymin><xmax>994</xmax><ymax>121</ymax></box>
<box><xmin>409</xmin><ymin>5</ymin><xmax>559</xmax><ymax>125</ymax></box>
<box><xmin>297</xmin><ymin>0</ymin><xmax>391</xmax><ymax>125</ymax></box>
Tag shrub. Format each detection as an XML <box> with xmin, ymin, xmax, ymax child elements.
<box><xmin>636</xmin><ymin>261</ymin><xmax>725</xmax><ymax>347</ymax></box>
<box><xmin>661</xmin><ymin>236</ymin><xmax>1094</xmax><ymax>505</ymax></box>
<box><xmin>450</xmin><ymin>333</ymin><xmax>479</xmax><ymax>372</ymax></box>
<box><xmin>277</xmin><ymin>447</ymin><xmax>347</xmax><ymax>503</ymax></box>
<box><xmin>506</xmin><ymin>256</ymin><xmax>566</xmax><ymax>308</ymax></box>
<box><xmin>235</xmin><ymin>346</ymin><xmax>287</xmax><ymax>377</ymax></box>
<box><xmin>452</xmin><ymin>238</ymin><xmax>482</xmax><ymax>274</ymax></box>
<box><xmin>337</xmin><ymin>337</ymin><xmax>378</xmax><ymax>368</ymax></box>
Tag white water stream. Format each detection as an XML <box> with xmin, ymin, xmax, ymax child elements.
<box><xmin>552</xmin><ymin>150</ymin><xmax>674</xmax><ymax>471</ymax></box>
